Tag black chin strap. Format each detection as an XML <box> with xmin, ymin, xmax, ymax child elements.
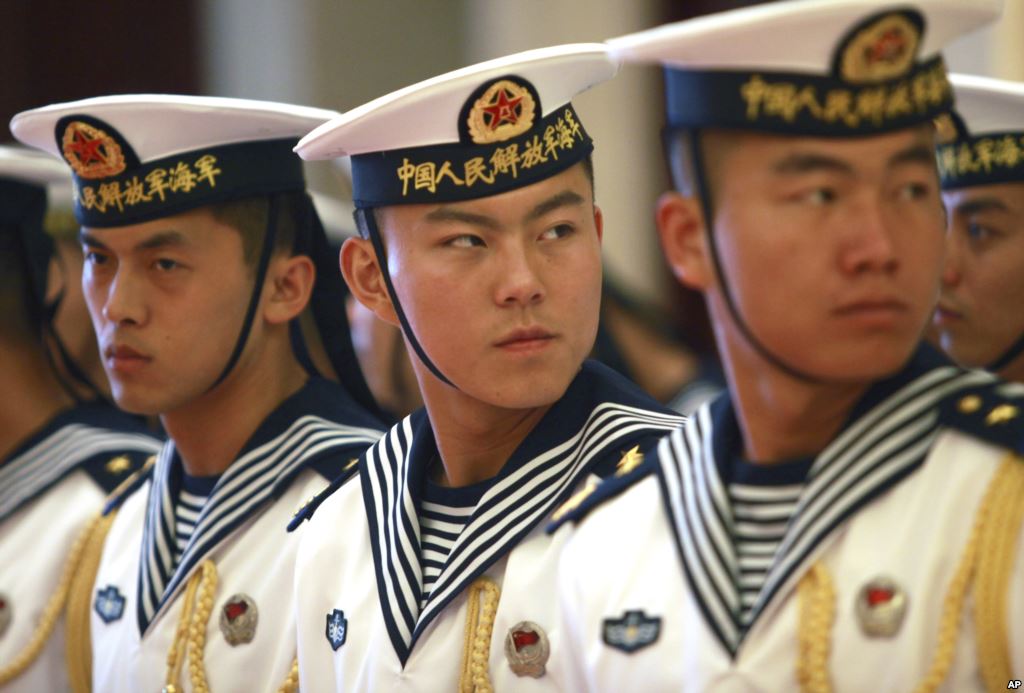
<box><xmin>299</xmin><ymin>195</ymin><xmax>384</xmax><ymax>419</ymax></box>
<box><xmin>208</xmin><ymin>196</ymin><xmax>280</xmax><ymax>391</ymax></box>
<box><xmin>686</xmin><ymin>128</ymin><xmax>820</xmax><ymax>383</ymax></box>
<box><xmin>986</xmin><ymin>331</ymin><xmax>1024</xmax><ymax>374</ymax></box>
<box><xmin>358</xmin><ymin>208</ymin><xmax>456</xmax><ymax>389</ymax></box>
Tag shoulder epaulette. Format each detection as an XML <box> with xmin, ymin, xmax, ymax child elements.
<box><xmin>287</xmin><ymin>457</ymin><xmax>360</xmax><ymax>532</ymax></box>
<box><xmin>546</xmin><ymin>454</ymin><xmax>656</xmax><ymax>534</ymax></box>
<box><xmin>102</xmin><ymin>454</ymin><xmax>158</xmax><ymax>516</ymax></box>
<box><xmin>939</xmin><ymin>380</ymin><xmax>1024</xmax><ymax>456</ymax></box>
<box><xmin>80</xmin><ymin>449</ymin><xmax>152</xmax><ymax>494</ymax></box>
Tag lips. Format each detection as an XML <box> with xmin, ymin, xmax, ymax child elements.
<box><xmin>933</xmin><ymin>302</ymin><xmax>964</xmax><ymax>324</ymax></box>
<box><xmin>832</xmin><ymin>298</ymin><xmax>908</xmax><ymax>316</ymax></box>
<box><xmin>494</xmin><ymin>326</ymin><xmax>556</xmax><ymax>351</ymax></box>
<box><xmin>104</xmin><ymin>342</ymin><xmax>152</xmax><ymax>374</ymax></box>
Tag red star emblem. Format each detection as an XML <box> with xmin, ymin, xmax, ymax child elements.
<box><xmin>481</xmin><ymin>88</ymin><xmax>523</xmax><ymax>130</ymax></box>
<box><xmin>66</xmin><ymin>129</ymin><xmax>106</xmax><ymax>167</ymax></box>
<box><xmin>868</xmin><ymin>29</ymin><xmax>907</xmax><ymax>64</ymax></box>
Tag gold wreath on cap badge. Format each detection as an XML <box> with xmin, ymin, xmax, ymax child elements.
<box><xmin>61</xmin><ymin>121</ymin><xmax>127</xmax><ymax>179</ymax></box>
<box><xmin>840</xmin><ymin>13</ymin><xmax>920</xmax><ymax>85</ymax></box>
<box><xmin>467</xmin><ymin>79</ymin><xmax>536</xmax><ymax>145</ymax></box>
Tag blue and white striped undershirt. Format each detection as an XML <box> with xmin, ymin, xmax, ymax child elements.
<box><xmin>418</xmin><ymin>471</ymin><xmax>489</xmax><ymax>608</ymax></box>
<box><xmin>173</xmin><ymin>471</ymin><xmax>219</xmax><ymax>565</ymax></box>
<box><xmin>727</xmin><ymin>456</ymin><xmax>812</xmax><ymax>626</ymax></box>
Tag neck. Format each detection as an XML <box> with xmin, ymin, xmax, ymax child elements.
<box><xmin>720</xmin><ymin>336</ymin><xmax>868</xmax><ymax>464</ymax></box>
<box><xmin>419</xmin><ymin>383</ymin><xmax>552</xmax><ymax>488</ymax></box>
<box><xmin>161</xmin><ymin>348</ymin><xmax>307</xmax><ymax>478</ymax></box>
<box><xmin>0</xmin><ymin>341</ymin><xmax>75</xmax><ymax>462</ymax></box>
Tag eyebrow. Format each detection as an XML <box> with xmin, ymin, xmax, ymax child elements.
<box><xmin>423</xmin><ymin>189</ymin><xmax>587</xmax><ymax>230</ymax></box>
<box><xmin>772</xmin><ymin>153</ymin><xmax>853</xmax><ymax>176</ymax></box>
<box><xmin>887</xmin><ymin>143</ymin><xmax>936</xmax><ymax>169</ymax></box>
<box><xmin>953</xmin><ymin>196</ymin><xmax>1011</xmax><ymax>216</ymax></box>
<box><xmin>78</xmin><ymin>229</ymin><xmax>190</xmax><ymax>252</ymax></box>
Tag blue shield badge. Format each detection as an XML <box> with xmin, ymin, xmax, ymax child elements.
<box><xmin>94</xmin><ymin>585</ymin><xmax>126</xmax><ymax>624</ymax></box>
<box><xmin>602</xmin><ymin>609</ymin><xmax>661</xmax><ymax>653</ymax></box>
<box><xmin>326</xmin><ymin>609</ymin><xmax>348</xmax><ymax>650</ymax></box>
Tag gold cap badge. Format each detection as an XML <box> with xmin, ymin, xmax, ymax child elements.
<box><xmin>61</xmin><ymin>120</ymin><xmax>126</xmax><ymax>179</ymax></box>
<box><xmin>466</xmin><ymin>79</ymin><xmax>536</xmax><ymax>145</ymax></box>
<box><xmin>840</xmin><ymin>13</ymin><xmax>920</xmax><ymax>85</ymax></box>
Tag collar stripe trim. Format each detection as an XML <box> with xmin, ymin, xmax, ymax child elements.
<box><xmin>0</xmin><ymin>426</ymin><xmax>161</xmax><ymax>521</ymax></box>
<box><xmin>656</xmin><ymin>366</ymin><xmax>993</xmax><ymax>655</ymax></box>
<box><xmin>137</xmin><ymin>416</ymin><xmax>379</xmax><ymax>632</ymax></box>
<box><xmin>364</xmin><ymin>403</ymin><xmax>684</xmax><ymax>663</ymax></box>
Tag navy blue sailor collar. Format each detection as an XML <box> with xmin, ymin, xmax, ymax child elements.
<box><xmin>655</xmin><ymin>344</ymin><xmax>996</xmax><ymax>657</ymax></box>
<box><xmin>0</xmin><ymin>402</ymin><xmax>161</xmax><ymax>523</ymax></box>
<box><xmin>136</xmin><ymin>377</ymin><xmax>383</xmax><ymax>633</ymax></box>
<box><xmin>360</xmin><ymin>359</ymin><xmax>685</xmax><ymax>665</ymax></box>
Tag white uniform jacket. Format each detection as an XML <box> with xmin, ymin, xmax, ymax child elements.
<box><xmin>551</xmin><ymin>348</ymin><xmax>1024</xmax><ymax>692</ymax></box>
<box><xmin>293</xmin><ymin>360</ymin><xmax>686</xmax><ymax>692</ymax></box>
<box><xmin>0</xmin><ymin>403</ymin><xmax>161</xmax><ymax>692</ymax></box>
<box><xmin>88</xmin><ymin>378</ymin><xmax>383</xmax><ymax>693</ymax></box>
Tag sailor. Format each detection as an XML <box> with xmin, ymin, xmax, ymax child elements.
<box><xmin>289</xmin><ymin>44</ymin><xmax>685</xmax><ymax>691</ymax></box>
<box><xmin>10</xmin><ymin>95</ymin><xmax>385</xmax><ymax>692</ymax></box>
<box><xmin>935</xmin><ymin>74</ymin><xmax>1024</xmax><ymax>385</ymax></box>
<box><xmin>0</xmin><ymin>145</ymin><xmax>162</xmax><ymax>691</ymax></box>
<box><xmin>548</xmin><ymin>1</ymin><xmax>1022</xmax><ymax>690</ymax></box>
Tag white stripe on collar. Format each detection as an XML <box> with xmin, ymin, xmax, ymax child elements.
<box><xmin>137</xmin><ymin>415</ymin><xmax>380</xmax><ymax>632</ymax></box>
<box><xmin>656</xmin><ymin>365</ymin><xmax>994</xmax><ymax>655</ymax></box>
<box><xmin>364</xmin><ymin>403</ymin><xmax>684</xmax><ymax>663</ymax></box>
<box><xmin>0</xmin><ymin>424</ymin><xmax>161</xmax><ymax>522</ymax></box>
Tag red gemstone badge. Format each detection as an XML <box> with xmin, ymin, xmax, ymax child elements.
<box><xmin>504</xmin><ymin>620</ymin><xmax>549</xmax><ymax>678</ymax></box>
<box><xmin>219</xmin><ymin>593</ymin><xmax>258</xmax><ymax>646</ymax></box>
<box><xmin>855</xmin><ymin>577</ymin><xmax>907</xmax><ymax>637</ymax></box>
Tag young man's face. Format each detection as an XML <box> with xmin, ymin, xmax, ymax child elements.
<box><xmin>374</xmin><ymin>162</ymin><xmax>603</xmax><ymax>410</ymax></box>
<box><xmin>936</xmin><ymin>182</ymin><xmax>1024</xmax><ymax>375</ymax></box>
<box><xmin>679</xmin><ymin>126</ymin><xmax>945</xmax><ymax>381</ymax></box>
<box><xmin>81</xmin><ymin>208</ymin><xmax>253</xmax><ymax>415</ymax></box>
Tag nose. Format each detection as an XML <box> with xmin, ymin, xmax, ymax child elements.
<box><xmin>838</xmin><ymin>196</ymin><xmax>899</xmax><ymax>276</ymax></box>
<box><xmin>494</xmin><ymin>242</ymin><xmax>545</xmax><ymax>308</ymax></box>
<box><xmin>941</xmin><ymin>224</ymin><xmax>964</xmax><ymax>289</ymax></box>
<box><xmin>99</xmin><ymin>269</ymin><xmax>145</xmax><ymax>327</ymax></box>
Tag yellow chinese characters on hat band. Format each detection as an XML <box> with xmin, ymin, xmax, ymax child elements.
<box><xmin>396</xmin><ymin>107</ymin><xmax>584</xmax><ymax>198</ymax></box>
<box><xmin>74</xmin><ymin>155</ymin><xmax>222</xmax><ymax>215</ymax></box>
<box><xmin>741</xmin><ymin>60</ymin><xmax>950</xmax><ymax>129</ymax></box>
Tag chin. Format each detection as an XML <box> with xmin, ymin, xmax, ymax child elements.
<box><xmin>482</xmin><ymin>376</ymin><xmax>573</xmax><ymax>411</ymax></box>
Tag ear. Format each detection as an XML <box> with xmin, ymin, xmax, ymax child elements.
<box><xmin>340</xmin><ymin>237</ymin><xmax>399</xmax><ymax>327</ymax></box>
<box><xmin>593</xmin><ymin>204</ymin><xmax>604</xmax><ymax>244</ymax></box>
<box><xmin>656</xmin><ymin>191</ymin><xmax>713</xmax><ymax>290</ymax></box>
<box><xmin>262</xmin><ymin>253</ymin><xmax>315</xmax><ymax>324</ymax></box>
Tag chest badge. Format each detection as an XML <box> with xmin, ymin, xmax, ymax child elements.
<box><xmin>219</xmin><ymin>593</ymin><xmax>258</xmax><ymax>645</ymax></box>
<box><xmin>326</xmin><ymin>609</ymin><xmax>348</xmax><ymax>651</ymax></box>
<box><xmin>0</xmin><ymin>593</ymin><xmax>11</xmax><ymax>637</ymax></box>
<box><xmin>855</xmin><ymin>577</ymin><xmax>907</xmax><ymax>637</ymax></box>
<box><xmin>94</xmin><ymin>585</ymin><xmax>126</xmax><ymax>624</ymax></box>
<box><xmin>504</xmin><ymin>621</ymin><xmax>550</xmax><ymax>678</ymax></box>
<box><xmin>602</xmin><ymin>610</ymin><xmax>661</xmax><ymax>653</ymax></box>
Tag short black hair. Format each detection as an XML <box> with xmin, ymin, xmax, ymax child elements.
<box><xmin>207</xmin><ymin>190</ymin><xmax>308</xmax><ymax>268</ymax></box>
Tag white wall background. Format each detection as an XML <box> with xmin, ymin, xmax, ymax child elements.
<box><xmin>197</xmin><ymin>0</ymin><xmax>1024</xmax><ymax>305</ymax></box>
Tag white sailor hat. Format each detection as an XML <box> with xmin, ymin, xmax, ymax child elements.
<box><xmin>0</xmin><ymin>145</ymin><xmax>72</xmax><ymax>221</ymax></box>
<box><xmin>10</xmin><ymin>95</ymin><xmax>339</xmax><ymax>227</ymax></box>
<box><xmin>296</xmin><ymin>43</ymin><xmax>618</xmax><ymax>208</ymax></box>
<box><xmin>608</xmin><ymin>0</ymin><xmax>1001</xmax><ymax>137</ymax></box>
<box><xmin>937</xmin><ymin>74</ymin><xmax>1024</xmax><ymax>189</ymax></box>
